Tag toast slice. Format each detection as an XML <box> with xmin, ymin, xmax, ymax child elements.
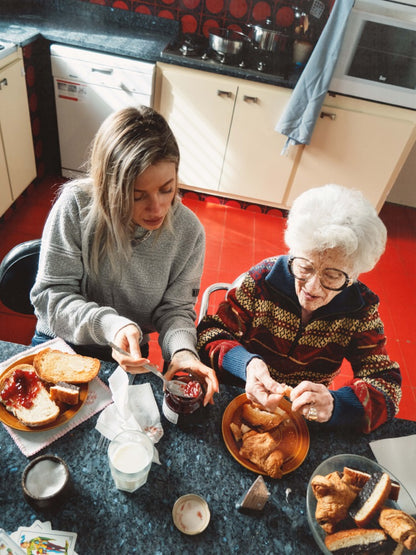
<box><xmin>33</xmin><ymin>349</ymin><xmax>100</xmax><ymax>384</ymax></box>
<box><xmin>0</xmin><ymin>364</ymin><xmax>60</xmax><ymax>427</ymax></box>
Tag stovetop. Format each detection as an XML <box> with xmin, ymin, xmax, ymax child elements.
<box><xmin>160</xmin><ymin>33</ymin><xmax>299</xmax><ymax>88</ymax></box>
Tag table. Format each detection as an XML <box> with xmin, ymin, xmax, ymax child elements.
<box><xmin>1</xmin><ymin>340</ymin><xmax>415</xmax><ymax>554</ymax></box>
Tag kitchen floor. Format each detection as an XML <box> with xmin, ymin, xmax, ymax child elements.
<box><xmin>1</xmin><ymin>176</ymin><xmax>415</xmax><ymax>422</ymax></box>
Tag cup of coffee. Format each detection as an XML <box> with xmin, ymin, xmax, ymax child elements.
<box><xmin>108</xmin><ymin>430</ymin><xmax>154</xmax><ymax>493</ymax></box>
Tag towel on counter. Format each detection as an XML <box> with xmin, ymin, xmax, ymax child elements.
<box><xmin>275</xmin><ymin>0</ymin><xmax>354</xmax><ymax>148</ymax></box>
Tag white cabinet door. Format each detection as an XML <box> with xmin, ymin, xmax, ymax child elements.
<box><xmin>0</xmin><ymin>57</ymin><xmax>36</xmax><ymax>200</ymax></box>
<box><xmin>156</xmin><ymin>64</ymin><xmax>237</xmax><ymax>191</ymax></box>
<box><xmin>286</xmin><ymin>105</ymin><xmax>416</xmax><ymax>211</ymax></box>
<box><xmin>0</xmin><ymin>141</ymin><xmax>13</xmax><ymax>217</ymax></box>
<box><xmin>220</xmin><ymin>82</ymin><xmax>298</xmax><ymax>205</ymax></box>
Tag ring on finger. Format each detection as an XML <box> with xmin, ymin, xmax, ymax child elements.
<box><xmin>306</xmin><ymin>405</ymin><xmax>318</xmax><ymax>421</ymax></box>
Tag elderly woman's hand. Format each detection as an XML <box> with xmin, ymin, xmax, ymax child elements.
<box><xmin>165</xmin><ymin>350</ymin><xmax>219</xmax><ymax>406</ymax></box>
<box><xmin>290</xmin><ymin>380</ymin><xmax>334</xmax><ymax>422</ymax></box>
<box><xmin>111</xmin><ymin>324</ymin><xmax>151</xmax><ymax>374</ymax></box>
<box><xmin>245</xmin><ymin>358</ymin><xmax>289</xmax><ymax>412</ymax></box>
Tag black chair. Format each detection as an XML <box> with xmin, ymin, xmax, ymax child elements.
<box><xmin>0</xmin><ymin>239</ymin><xmax>41</xmax><ymax>314</ymax></box>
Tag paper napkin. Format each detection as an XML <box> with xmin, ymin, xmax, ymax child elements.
<box><xmin>370</xmin><ymin>434</ymin><xmax>416</xmax><ymax>514</ymax></box>
<box><xmin>95</xmin><ymin>366</ymin><xmax>163</xmax><ymax>463</ymax></box>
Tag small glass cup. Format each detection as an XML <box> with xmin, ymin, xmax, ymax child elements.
<box><xmin>108</xmin><ymin>430</ymin><xmax>154</xmax><ymax>493</ymax></box>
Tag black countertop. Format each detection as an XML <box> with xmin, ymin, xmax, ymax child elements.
<box><xmin>1</xmin><ymin>339</ymin><xmax>416</xmax><ymax>554</ymax></box>
<box><xmin>0</xmin><ymin>0</ymin><xmax>299</xmax><ymax>87</ymax></box>
<box><xmin>0</xmin><ymin>0</ymin><xmax>179</xmax><ymax>64</ymax></box>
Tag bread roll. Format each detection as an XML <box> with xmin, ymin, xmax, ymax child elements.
<box><xmin>241</xmin><ymin>402</ymin><xmax>286</xmax><ymax>431</ymax></box>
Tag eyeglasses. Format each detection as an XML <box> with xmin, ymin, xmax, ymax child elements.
<box><xmin>288</xmin><ymin>257</ymin><xmax>351</xmax><ymax>291</ymax></box>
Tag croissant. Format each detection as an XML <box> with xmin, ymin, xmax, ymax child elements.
<box><xmin>311</xmin><ymin>471</ymin><xmax>359</xmax><ymax>534</ymax></box>
<box><xmin>379</xmin><ymin>507</ymin><xmax>416</xmax><ymax>550</ymax></box>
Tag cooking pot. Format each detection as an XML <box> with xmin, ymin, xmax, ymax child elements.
<box><xmin>208</xmin><ymin>28</ymin><xmax>250</xmax><ymax>57</ymax></box>
<box><xmin>247</xmin><ymin>18</ymin><xmax>289</xmax><ymax>53</ymax></box>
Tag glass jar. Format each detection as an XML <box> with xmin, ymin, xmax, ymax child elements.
<box><xmin>162</xmin><ymin>371</ymin><xmax>204</xmax><ymax>426</ymax></box>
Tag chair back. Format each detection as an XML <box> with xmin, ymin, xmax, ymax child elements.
<box><xmin>198</xmin><ymin>272</ymin><xmax>245</xmax><ymax>324</ymax></box>
<box><xmin>0</xmin><ymin>239</ymin><xmax>41</xmax><ymax>314</ymax></box>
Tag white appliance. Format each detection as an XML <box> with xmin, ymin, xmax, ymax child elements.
<box><xmin>329</xmin><ymin>0</ymin><xmax>416</xmax><ymax>110</ymax></box>
<box><xmin>50</xmin><ymin>45</ymin><xmax>155</xmax><ymax>178</ymax></box>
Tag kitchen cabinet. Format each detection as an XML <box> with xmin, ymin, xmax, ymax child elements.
<box><xmin>284</xmin><ymin>95</ymin><xmax>416</xmax><ymax>212</ymax></box>
<box><xmin>155</xmin><ymin>63</ymin><xmax>416</xmax><ymax>211</ymax></box>
<box><xmin>154</xmin><ymin>63</ymin><xmax>300</xmax><ymax>206</ymax></box>
<box><xmin>0</xmin><ymin>50</ymin><xmax>36</xmax><ymax>217</ymax></box>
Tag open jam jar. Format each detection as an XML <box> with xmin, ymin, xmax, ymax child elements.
<box><xmin>162</xmin><ymin>371</ymin><xmax>205</xmax><ymax>426</ymax></box>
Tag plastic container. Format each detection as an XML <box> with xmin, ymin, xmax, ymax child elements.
<box><xmin>162</xmin><ymin>371</ymin><xmax>204</xmax><ymax>426</ymax></box>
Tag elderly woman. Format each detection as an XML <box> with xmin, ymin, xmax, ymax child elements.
<box><xmin>30</xmin><ymin>106</ymin><xmax>218</xmax><ymax>405</ymax></box>
<box><xmin>197</xmin><ymin>184</ymin><xmax>401</xmax><ymax>432</ymax></box>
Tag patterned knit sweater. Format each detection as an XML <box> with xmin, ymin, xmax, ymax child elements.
<box><xmin>197</xmin><ymin>256</ymin><xmax>401</xmax><ymax>433</ymax></box>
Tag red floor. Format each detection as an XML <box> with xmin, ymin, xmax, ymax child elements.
<box><xmin>1</xmin><ymin>177</ymin><xmax>415</xmax><ymax>421</ymax></box>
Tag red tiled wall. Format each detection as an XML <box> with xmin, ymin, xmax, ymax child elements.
<box><xmin>83</xmin><ymin>0</ymin><xmax>331</xmax><ymax>37</ymax></box>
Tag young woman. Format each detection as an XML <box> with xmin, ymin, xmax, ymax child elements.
<box><xmin>31</xmin><ymin>106</ymin><xmax>218</xmax><ymax>404</ymax></box>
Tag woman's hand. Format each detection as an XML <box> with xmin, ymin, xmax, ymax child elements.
<box><xmin>245</xmin><ymin>358</ymin><xmax>289</xmax><ymax>412</ymax></box>
<box><xmin>290</xmin><ymin>380</ymin><xmax>334</xmax><ymax>423</ymax></box>
<box><xmin>111</xmin><ymin>324</ymin><xmax>152</xmax><ymax>375</ymax></box>
<box><xmin>165</xmin><ymin>350</ymin><xmax>219</xmax><ymax>406</ymax></box>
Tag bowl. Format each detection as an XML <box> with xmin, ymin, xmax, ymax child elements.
<box><xmin>172</xmin><ymin>494</ymin><xmax>210</xmax><ymax>535</ymax></box>
<box><xmin>306</xmin><ymin>454</ymin><xmax>416</xmax><ymax>555</ymax></box>
<box><xmin>22</xmin><ymin>454</ymin><xmax>70</xmax><ymax>509</ymax></box>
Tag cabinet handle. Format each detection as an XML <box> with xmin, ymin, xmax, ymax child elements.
<box><xmin>0</xmin><ymin>78</ymin><xmax>8</xmax><ymax>89</ymax></box>
<box><xmin>91</xmin><ymin>67</ymin><xmax>114</xmax><ymax>75</ymax></box>
<box><xmin>320</xmin><ymin>111</ymin><xmax>336</xmax><ymax>120</ymax></box>
<box><xmin>217</xmin><ymin>90</ymin><xmax>232</xmax><ymax>98</ymax></box>
<box><xmin>243</xmin><ymin>95</ymin><xmax>258</xmax><ymax>103</ymax></box>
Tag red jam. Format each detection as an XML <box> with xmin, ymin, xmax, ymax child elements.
<box><xmin>183</xmin><ymin>380</ymin><xmax>203</xmax><ymax>398</ymax></box>
<box><xmin>163</xmin><ymin>372</ymin><xmax>205</xmax><ymax>425</ymax></box>
<box><xmin>0</xmin><ymin>368</ymin><xmax>41</xmax><ymax>409</ymax></box>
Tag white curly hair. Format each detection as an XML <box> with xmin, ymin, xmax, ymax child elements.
<box><xmin>284</xmin><ymin>184</ymin><xmax>387</xmax><ymax>277</ymax></box>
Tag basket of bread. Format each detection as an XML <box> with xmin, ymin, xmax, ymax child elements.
<box><xmin>0</xmin><ymin>348</ymin><xmax>100</xmax><ymax>431</ymax></box>
<box><xmin>222</xmin><ymin>394</ymin><xmax>309</xmax><ymax>478</ymax></box>
<box><xmin>307</xmin><ymin>453</ymin><xmax>416</xmax><ymax>554</ymax></box>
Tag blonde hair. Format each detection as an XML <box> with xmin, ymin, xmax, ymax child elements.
<box><xmin>76</xmin><ymin>106</ymin><xmax>180</xmax><ymax>276</ymax></box>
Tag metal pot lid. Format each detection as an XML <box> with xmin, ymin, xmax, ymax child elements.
<box><xmin>209</xmin><ymin>28</ymin><xmax>250</xmax><ymax>43</ymax></box>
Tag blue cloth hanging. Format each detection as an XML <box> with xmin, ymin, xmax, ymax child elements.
<box><xmin>275</xmin><ymin>0</ymin><xmax>354</xmax><ymax>148</ymax></box>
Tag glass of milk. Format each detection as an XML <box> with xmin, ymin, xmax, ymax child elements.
<box><xmin>108</xmin><ymin>430</ymin><xmax>154</xmax><ymax>493</ymax></box>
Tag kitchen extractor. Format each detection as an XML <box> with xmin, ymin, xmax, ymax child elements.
<box><xmin>50</xmin><ymin>45</ymin><xmax>155</xmax><ymax>178</ymax></box>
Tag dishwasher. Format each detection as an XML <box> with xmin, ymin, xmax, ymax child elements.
<box><xmin>50</xmin><ymin>44</ymin><xmax>155</xmax><ymax>178</ymax></box>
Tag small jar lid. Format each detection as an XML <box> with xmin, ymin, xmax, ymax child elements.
<box><xmin>172</xmin><ymin>494</ymin><xmax>210</xmax><ymax>535</ymax></box>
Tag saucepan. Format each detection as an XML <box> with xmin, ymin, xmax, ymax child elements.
<box><xmin>208</xmin><ymin>28</ymin><xmax>250</xmax><ymax>57</ymax></box>
<box><xmin>246</xmin><ymin>18</ymin><xmax>289</xmax><ymax>53</ymax></box>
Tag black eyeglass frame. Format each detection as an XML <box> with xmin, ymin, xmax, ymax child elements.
<box><xmin>288</xmin><ymin>256</ymin><xmax>351</xmax><ymax>291</ymax></box>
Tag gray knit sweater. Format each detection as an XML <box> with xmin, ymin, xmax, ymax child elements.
<box><xmin>30</xmin><ymin>184</ymin><xmax>205</xmax><ymax>360</ymax></box>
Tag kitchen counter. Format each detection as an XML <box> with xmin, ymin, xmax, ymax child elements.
<box><xmin>0</xmin><ymin>0</ymin><xmax>299</xmax><ymax>88</ymax></box>
<box><xmin>1</xmin><ymin>339</ymin><xmax>416</xmax><ymax>554</ymax></box>
<box><xmin>0</xmin><ymin>0</ymin><xmax>179</xmax><ymax>63</ymax></box>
